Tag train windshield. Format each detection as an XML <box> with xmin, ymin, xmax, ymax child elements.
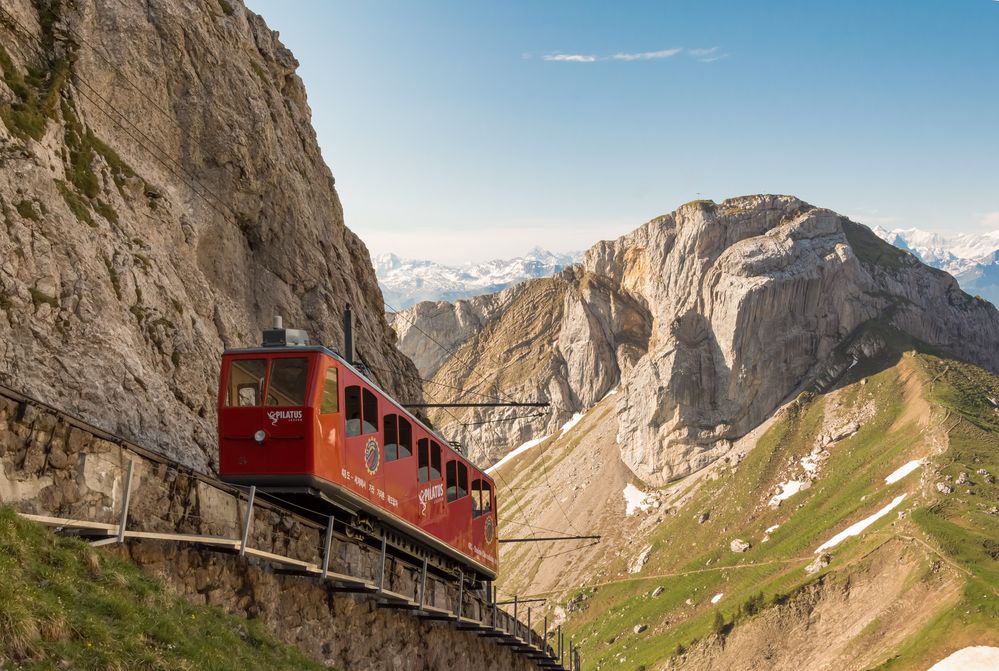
<box><xmin>224</xmin><ymin>357</ymin><xmax>310</xmax><ymax>408</ymax></box>
<box><xmin>226</xmin><ymin>359</ymin><xmax>266</xmax><ymax>407</ymax></box>
<box><xmin>266</xmin><ymin>358</ymin><xmax>309</xmax><ymax>406</ymax></box>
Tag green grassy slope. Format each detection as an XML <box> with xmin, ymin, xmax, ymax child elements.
<box><xmin>0</xmin><ymin>508</ymin><xmax>328</xmax><ymax>671</ymax></box>
<box><xmin>501</xmin><ymin>348</ymin><xmax>999</xmax><ymax>670</ymax></box>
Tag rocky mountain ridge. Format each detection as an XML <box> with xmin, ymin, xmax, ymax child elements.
<box><xmin>376</xmin><ymin>247</ymin><xmax>581</xmax><ymax>308</ymax></box>
<box><xmin>394</xmin><ymin>196</ymin><xmax>999</xmax><ymax>484</ymax></box>
<box><xmin>0</xmin><ymin>0</ymin><xmax>420</xmax><ymax>470</ymax></box>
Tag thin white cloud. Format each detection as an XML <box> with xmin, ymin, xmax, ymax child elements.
<box><xmin>611</xmin><ymin>48</ymin><xmax>682</xmax><ymax>61</ymax></box>
<box><xmin>542</xmin><ymin>47</ymin><xmax>724</xmax><ymax>64</ymax></box>
<box><xmin>543</xmin><ymin>53</ymin><xmax>597</xmax><ymax>63</ymax></box>
<box><xmin>688</xmin><ymin>47</ymin><xmax>727</xmax><ymax>63</ymax></box>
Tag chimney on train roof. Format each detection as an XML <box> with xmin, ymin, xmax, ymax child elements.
<box><xmin>343</xmin><ymin>304</ymin><xmax>355</xmax><ymax>365</ymax></box>
<box><xmin>262</xmin><ymin>315</ymin><xmax>310</xmax><ymax>347</ymax></box>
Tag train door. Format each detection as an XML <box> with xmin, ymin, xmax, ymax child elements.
<box><xmin>416</xmin><ymin>438</ymin><xmax>446</xmax><ymax>534</ymax></box>
<box><xmin>469</xmin><ymin>478</ymin><xmax>496</xmax><ymax>564</ymax></box>
<box><xmin>381</xmin><ymin>412</ymin><xmax>414</xmax><ymax>519</ymax></box>
<box><xmin>444</xmin><ymin>458</ymin><xmax>472</xmax><ymax>553</ymax></box>
<box><xmin>313</xmin><ymin>358</ymin><xmax>342</xmax><ymax>482</ymax></box>
<box><xmin>342</xmin><ymin>379</ymin><xmax>384</xmax><ymax>505</ymax></box>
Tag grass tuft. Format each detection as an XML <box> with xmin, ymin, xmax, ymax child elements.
<box><xmin>56</xmin><ymin>180</ymin><xmax>96</xmax><ymax>227</ymax></box>
<box><xmin>0</xmin><ymin>43</ymin><xmax>67</xmax><ymax>141</ymax></box>
<box><xmin>14</xmin><ymin>199</ymin><xmax>40</xmax><ymax>221</ymax></box>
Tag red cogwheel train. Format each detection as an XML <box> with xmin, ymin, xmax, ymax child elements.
<box><xmin>217</xmin><ymin>315</ymin><xmax>498</xmax><ymax>579</ymax></box>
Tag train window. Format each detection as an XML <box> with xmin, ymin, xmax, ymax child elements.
<box><xmin>398</xmin><ymin>417</ymin><xmax>413</xmax><ymax>459</ymax></box>
<box><xmin>362</xmin><ymin>388</ymin><xmax>378</xmax><ymax>434</ymax></box>
<box><xmin>481</xmin><ymin>481</ymin><xmax>492</xmax><ymax>514</ymax></box>
<box><xmin>457</xmin><ymin>463</ymin><xmax>468</xmax><ymax>499</ymax></box>
<box><xmin>430</xmin><ymin>441</ymin><xmax>442</xmax><ymax>481</ymax></box>
<box><xmin>446</xmin><ymin>461</ymin><xmax>469</xmax><ymax>503</ymax></box>
<box><xmin>418</xmin><ymin>438</ymin><xmax>430</xmax><ymax>482</ymax></box>
<box><xmin>226</xmin><ymin>359</ymin><xmax>266</xmax><ymax>407</ymax></box>
<box><xmin>446</xmin><ymin>461</ymin><xmax>458</xmax><ymax>502</ymax></box>
<box><xmin>320</xmin><ymin>367</ymin><xmax>338</xmax><ymax>414</ymax></box>
<box><xmin>470</xmin><ymin>479</ymin><xmax>492</xmax><ymax>518</ymax></box>
<box><xmin>384</xmin><ymin>414</ymin><xmax>399</xmax><ymax>461</ymax></box>
<box><xmin>266</xmin><ymin>358</ymin><xmax>308</xmax><ymax>407</ymax></box>
<box><xmin>471</xmin><ymin>479</ymin><xmax>483</xmax><ymax>517</ymax></box>
<box><xmin>345</xmin><ymin>386</ymin><xmax>361</xmax><ymax>437</ymax></box>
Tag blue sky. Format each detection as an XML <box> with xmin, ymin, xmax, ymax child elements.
<box><xmin>246</xmin><ymin>0</ymin><xmax>999</xmax><ymax>263</ymax></box>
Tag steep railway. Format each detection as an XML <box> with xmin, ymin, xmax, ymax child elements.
<box><xmin>0</xmin><ymin>376</ymin><xmax>579</xmax><ymax>670</ymax></box>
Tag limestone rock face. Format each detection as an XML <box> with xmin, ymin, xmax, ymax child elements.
<box><xmin>395</xmin><ymin>271</ymin><xmax>652</xmax><ymax>466</ymax></box>
<box><xmin>0</xmin><ymin>0</ymin><xmax>421</xmax><ymax>470</ymax></box>
<box><xmin>395</xmin><ymin>196</ymin><xmax>999</xmax><ymax>482</ymax></box>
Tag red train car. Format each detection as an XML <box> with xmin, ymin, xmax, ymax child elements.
<box><xmin>217</xmin><ymin>323</ymin><xmax>498</xmax><ymax>580</ymax></box>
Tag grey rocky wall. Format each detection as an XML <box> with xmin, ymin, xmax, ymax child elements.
<box><xmin>0</xmin><ymin>0</ymin><xmax>422</xmax><ymax>472</ymax></box>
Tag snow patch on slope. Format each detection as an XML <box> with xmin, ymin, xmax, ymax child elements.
<box><xmin>769</xmin><ymin>480</ymin><xmax>810</xmax><ymax>507</ymax></box>
<box><xmin>486</xmin><ymin>435</ymin><xmax>549</xmax><ymax>473</ymax></box>
<box><xmin>815</xmin><ymin>495</ymin><xmax>906</xmax><ymax>553</ymax></box>
<box><xmin>623</xmin><ymin>484</ymin><xmax>651</xmax><ymax>516</ymax></box>
<box><xmin>885</xmin><ymin>459</ymin><xmax>924</xmax><ymax>485</ymax></box>
<box><xmin>927</xmin><ymin>646</ymin><xmax>999</xmax><ymax>671</ymax></box>
<box><xmin>560</xmin><ymin>412</ymin><xmax>584</xmax><ymax>436</ymax></box>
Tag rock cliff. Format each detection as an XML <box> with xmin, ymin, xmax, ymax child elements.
<box><xmin>394</xmin><ymin>196</ymin><xmax>999</xmax><ymax>482</ymax></box>
<box><xmin>0</xmin><ymin>0</ymin><xmax>421</xmax><ymax>470</ymax></box>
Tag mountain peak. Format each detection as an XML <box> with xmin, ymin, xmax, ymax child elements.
<box><xmin>393</xmin><ymin>195</ymin><xmax>999</xmax><ymax>481</ymax></box>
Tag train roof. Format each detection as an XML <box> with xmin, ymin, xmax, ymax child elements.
<box><xmin>222</xmin><ymin>344</ymin><xmax>494</xmax><ymax>483</ymax></box>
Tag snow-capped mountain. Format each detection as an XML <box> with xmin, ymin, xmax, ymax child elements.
<box><xmin>375</xmin><ymin>247</ymin><xmax>582</xmax><ymax>308</ymax></box>
<box><xmin>872</xmin><ymin>226</ymin><xmax>999</xmax><ymax>306</ymax></box>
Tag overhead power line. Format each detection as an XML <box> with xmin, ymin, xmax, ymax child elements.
<box><xmin>405</xmin><ymin>402</ymin><xmax>550</xmax><ymax>409</ymax></box>
<box><xmin>500</xmin><ymin>535</ymin><xmax>602</xmax><ymax>544</ymax></box>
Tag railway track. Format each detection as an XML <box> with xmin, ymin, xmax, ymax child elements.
<box><xmin>0</xmin><ymin>380</ymin><xmax>579</xmax><ymax>670</ymax></box>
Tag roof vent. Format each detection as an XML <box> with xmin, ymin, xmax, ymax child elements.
<box><xmin>262</xmin><ymin>315</ymin><xmax>310</xmax><ymax>347</ymax></box>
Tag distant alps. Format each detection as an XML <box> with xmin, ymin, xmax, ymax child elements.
<box><xmin>375</xmin><ymin>247</ymin><xmax>582</xmax><ymax>309</ymax></box>
<box><xmin>376</xmin><ymin>227</ymin><xmax>999</xmax><ymax>310</ymax></box>
<box><xmin>872</xmin><ymin>226</ymin><xmax>999</xmax><ymax>306</ymax></box>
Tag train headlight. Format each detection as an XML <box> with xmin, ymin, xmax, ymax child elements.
<box><xmin>254</xmin><ymin>430</ymin><xmax>266</xmax><ymax>444</ymax></box>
